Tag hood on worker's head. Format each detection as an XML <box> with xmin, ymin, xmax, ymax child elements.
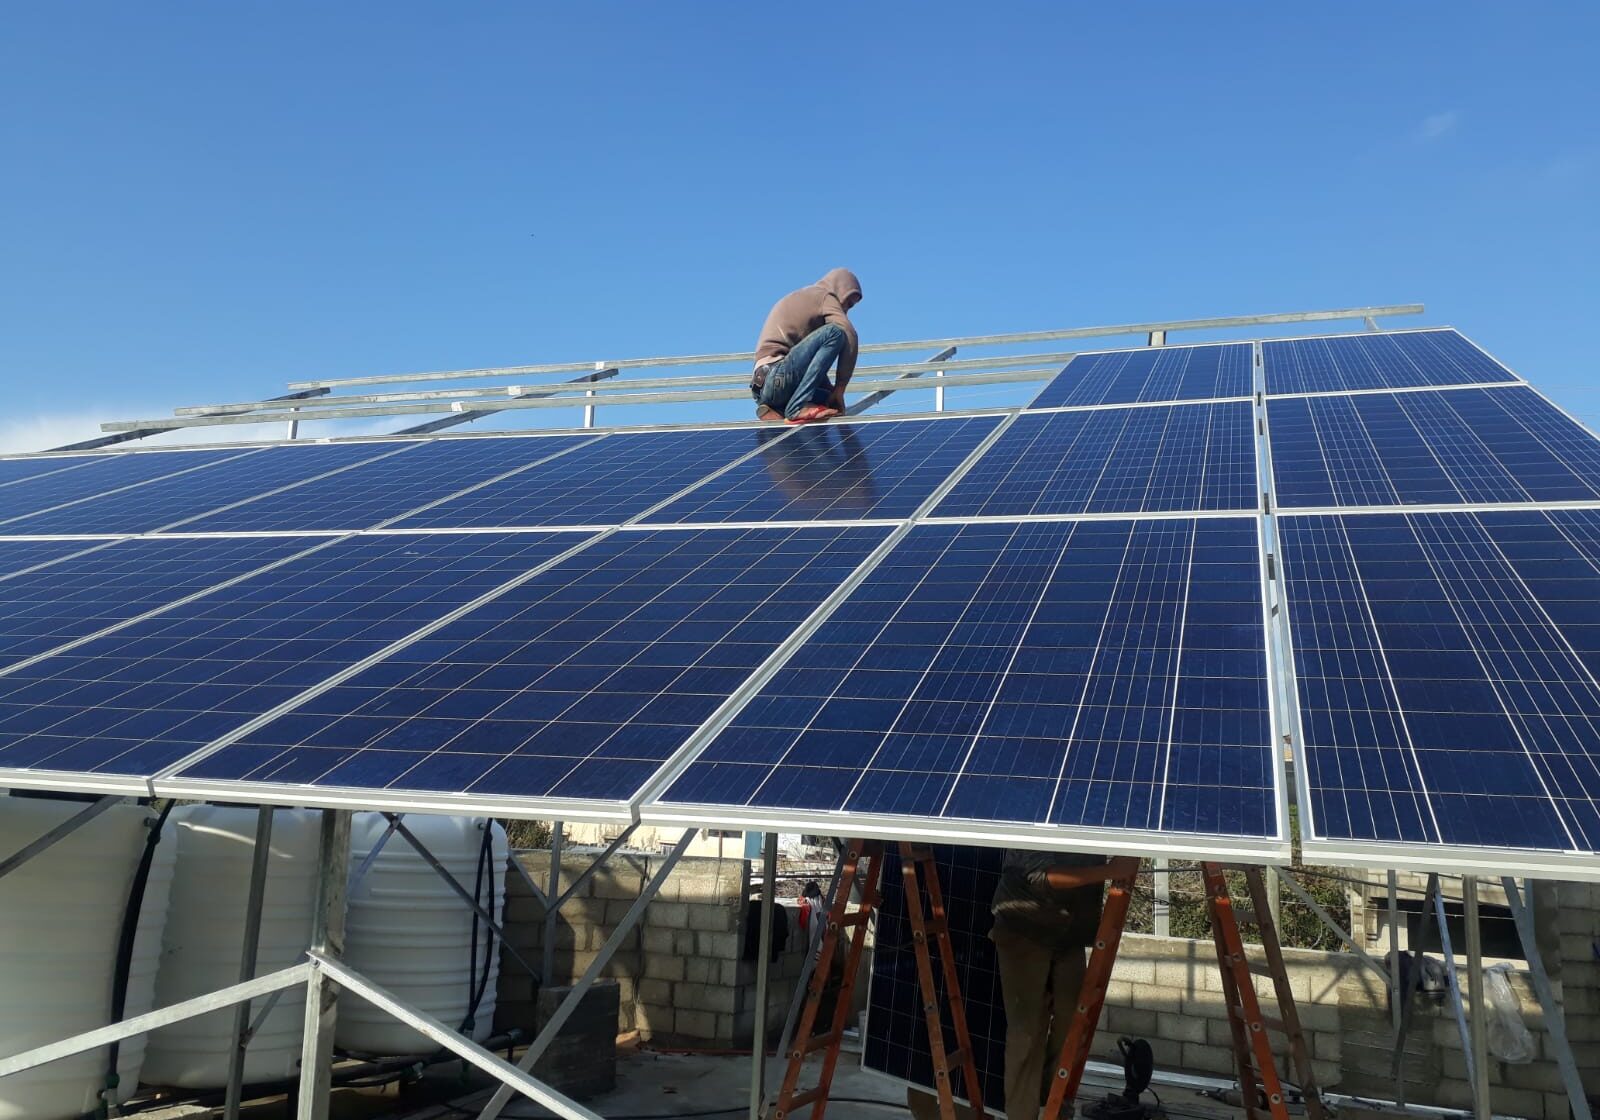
<box><xmin>817</xmin><ymin>268</ymin><xmax>862</xmax><ymax>310</ymax></box>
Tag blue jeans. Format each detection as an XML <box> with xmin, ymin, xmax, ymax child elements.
<box><xmin>754</xmin><ymin>323</ymin><xmax>845</xmax><ymax>419</ymax></box>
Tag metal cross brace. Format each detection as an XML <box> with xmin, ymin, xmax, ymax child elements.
<box><xmin>1270</xmin><ymin>866</ymin><xmax>1390</xmax><ymax>980</ymax></box>
<box><xmin>1502</xmin><ymin>877</ymin><xmax>1594</xmax><ymax>1120</ymax></box>
<box><xmin>380</xmin><ymin>813</ymin><xmax>539</xmax><ymax>979</ymax></box>
<box><xmin>0</xmin><ymin>795</ymin><xmax>127</xmax><ymax>881</ymax></box>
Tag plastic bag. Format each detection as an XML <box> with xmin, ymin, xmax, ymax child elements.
<box><xmin>1483</xmin><ymin>962</ymin><xmax>1536</xmax><ymax>1064</ymax></box>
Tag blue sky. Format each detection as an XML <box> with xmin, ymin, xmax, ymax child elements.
<box><xmin>2</xmin><ymin>3</ymin><xmax>1596</xmax><ymax>450</ymax></box>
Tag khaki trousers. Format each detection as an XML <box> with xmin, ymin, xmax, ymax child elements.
<box><xmin>905</xmin><ymin>928</ymin><xmax>1087</xmax><ymax>1120</ymax></box>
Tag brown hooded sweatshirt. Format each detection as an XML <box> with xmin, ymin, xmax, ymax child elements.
<box><xmin>753</xmin><ymin>269</ymin><xmax>863</xmax><ymax>388</ymax></box>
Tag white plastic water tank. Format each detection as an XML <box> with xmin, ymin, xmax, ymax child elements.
<box><xmin>142</xmin><ymin>805</ymin><xmax>324</xmax><ymax>1088</ymax></box>
<box><xmin>0</xmin><ymin>795</ymin><xmax>174</xmax><ymax>1120</ymax></box>
<box><xmin>338</xmin><ymin>814</ymin><xmax>506</xmax><ymax>1054</ymax></box>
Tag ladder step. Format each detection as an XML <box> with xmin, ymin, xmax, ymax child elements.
<box><xmin>783</xmin><ymin>1085</ymin><xmax>827</xmax><ymax>1110</ymax></box>
<box><xmin>840</xmin><ymin>911</ymin><xmax>872</xmax><ymax>928</ymax></box>
<box><xmin>802</xmin><ymin>1029</ymin><xmax>840</xmax><ymax>1055</ymax></box>
<box><xmin>1231</xmin><ymin>906</ymin><xmax>1260</xmax><ymax>925</ymax></box>
<box><xmin>937</xmin><ymin>1047</ymin><xmax>966</xmax><ymax>1069</ymax></box>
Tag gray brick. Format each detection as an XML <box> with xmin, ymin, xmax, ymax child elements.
<box><xmin>699</xmin><ymin>932</ymin><xmax>738</xmax><ymax>958</ymax></box>
<box><xmin>675</xmin><ymin>931</ymin><xmax>699</xmax><ymax>955</ymax></box>
<box><xmin>643</xmin><ymin>953</ymin><xmax>686</xmax><ymax>981</ymax></box>
<box><xmin>650</xmin><ymin>902</ymin><xmax>690</xmax><ymax>929</ymax></box>
<box><xmin>1183</xmin><ymin>1041</ymin><xmax>1235</xmax><ymax>1074</ymax></box>
<box><xmin>1154</xmin><ymin>1014</ymin><xmax>1206</xmax><ymax>1044</ymax></box>
<box><xmin>685</xmin><ymin>957</ymin><xmax>717</xmax><ymax>984</ymax></box>
<box><xmin>642</xmin><ymin>928</ymin><xmax>675</xmax><ymax>954</ymax></box>
<box><xmin>690</xmin><ymin>903</ymin><xmax>733</xmax><ymax>931</ymax></box>
<box><xmin>676</xmin><ymin>1009</ymin><xmax>718</xmax><ymax>1039</ymax></box>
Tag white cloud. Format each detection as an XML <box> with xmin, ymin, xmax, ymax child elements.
<box><xmin>0</xmin><ymin>409</ymin><xmax>411</xmax><ymax>455</ymax></box>
<box><xmin>1417</xmin><ymin>110</ymin><xmax>1460</xmax><ymax>142</ymax></box>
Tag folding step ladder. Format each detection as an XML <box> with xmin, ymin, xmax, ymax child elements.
<box><xmin>769</xmin><ymin>839</ymin><xmax>988</xmax><ymax>1120</ymax></box>
<box><xmin>1045</xmin><ymin>863</ymin><xmax>1326</xmax><ymax>1120</ymax></box>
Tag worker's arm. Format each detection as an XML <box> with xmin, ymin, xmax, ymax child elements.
<box><xmin>1042</xmin><ymin>855</ymin><xmax>1140</xmax><ymax>890</ymax></box>
<box><xmin>820</xmin><ymin>296</ymin><xmax>859</xmax><ymax>400</ymax></box>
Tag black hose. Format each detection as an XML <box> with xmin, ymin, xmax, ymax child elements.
<box><xmin>460</xmin><ymin>821</ymin><xmax>496</xmax><ymax>1035</ymax></box>
<box><xmin>100</xmin><ymin>801</ymin><xmax>175</xmax><ymax>1114</ymax></box>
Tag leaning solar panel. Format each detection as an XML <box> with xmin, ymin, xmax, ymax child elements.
<box><xmin>1263</xmin><ymin>328</ymin><xmax>1515</xmax><ymax>395</ymax></box>
<box><xmin>0</xmin><ymin>532</ymin><xmax>579</xmax><ymax>785</ymax></box>
<box><xmin>1279</xmin><ymin>509</ymin><xmax>1600</xmax><ymax>876</ymax></box>
<box><xmin>932</xmin><ymin>402</ymin><xmax>1256</xmax><ymax>518</ymax></box>
<box><xmin>1029</xmin><ymin>343</ymin><xmax>1252</xmax><ymax>410</ymax></box>
<box><xmin>0</xmin><ymin>441</ymin><xmax>401</xmax><ymax>536</ymax></box>
<box><xmin>1269</xmin><ymin>386</ymin><xmax>1600</xmax><ymax>509</ymax></box>
<box><xmin>390</xmin><ymin>427</ymin><xmax>764</xmax><ymax>529</ymax></box>
<box><xmin>642</xmin><ymin>416</ymin><xmax>999</xmax><ymax>525</ymax></box>
<box><xmin>166</xmin><ymin>526</ymin><xmax>888</xmax><ymax>816</ymax></box>
<box><xmin>176</xmin><ymin>433</ymin><xmax>592</xmax><ymax>533</ymax></box>
<box><xmin>650</xmin><ymin>517</ymin><xmax>1279</xmax><ymax>857</ymax></box>
<box><xmin>0</xmin><ymin>447</ymin><xmax>252</xmax><ymax>530</ymax></box>
<box><xmin>865</xmin><ymin>846</ymin><xmax>1006</xmax><ymax>1110</ymax></box>
<box><xmin>0</xmin><ymin>536</ymin><xmax>313</xmax><ymax>668</ymax></box>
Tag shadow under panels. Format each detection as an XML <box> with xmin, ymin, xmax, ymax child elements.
<box><xmin>648</xmin><ymin>516</ymin><xmax>1281</xmax><ymax>860</ymax></box>
<box><xmin>1279</xmin><ymin>508</ymin><xmax>1600</xmax><ymax>878</ymax></box>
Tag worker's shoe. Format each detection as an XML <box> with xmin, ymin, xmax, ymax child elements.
<box><xmin>811</xmin><ymin>406</ymin><xmax>840</xmax><ymax>420</ymax></box>
<box><xmin>756</xmin><ymin>405</ymin><xmax>784</xmax><ymax>422</ymax></box>
<box><xmin>787</xmin><ymin>405</ymin><xmax>830</xmax><ymax>424</ymax></box>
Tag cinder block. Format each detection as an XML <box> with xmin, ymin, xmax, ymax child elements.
<box><xmin>1206</xmin><ymin>1019</ymin><xmax>1235</xmax><ymax>1047</ymax></box>
<box><xmin>1181</xmin><ymin>993</ymin><xmax>1229</xmax><ymax>1020</ymax></box>
<box><xmin>1505</xmin><ymin>1062</ymin><xmax>1569</xmax><ymax>1094</ymax></box>
<box><xmin>642</xmin><ymin>928</ymin><xmax>675</xmax><ymax>954</ymax></box>
<box><xmin>1130</xmin><ymin>985</ymin><xmax>1183</xmax><ymax>1015</ymax></box>
<box><xmin>638</xmin><ymin>978</ymin><xmax>673</xmax><ymax>1004</ymax></box>
<box><xmin>650</xmin><ymin>902</ymin><xmax>690</xmax><ymax>928</ymax></box>
<box><xmin>1113</xmin><ymin>958</ymin><xmax>1157</xmax><ymax>986</ymax></box>
<box><xmin>680</xmin><ymin>983</ymin><xmax>737</xmax><ymax>1013</ymax></box>
<box><xmin>635</xmin><ymin>1002</ymin><xmax>673</xmax><ymax>1036</ymax></box>
<box><xmin>699</xmin><ymin>932</ymin><xmax>738</xmax><ymax>958</ymax></box>
<box><xmin>1155</xmin><ymin>1014</ymin><xmax>1206</xmax><ymax>1044</ymax></box>
<box><xmin>1104</xmin><ymin>980</ymin><xmax>1135</xmax><ymax>1007</ymax></box>
<box><xmin>644</xmin><ymin>953</ymin><xmax>686</xmax><ymax>981</ymax></box>
<box><xmin>1310</xmin><ymin>1060</ymin><xmax>1340</xmax><ymax>1090</ymax></box>
<box><xmin>1182</xmin><ymin>1042</ymin><xmax>1236</xmax><ymax>1075</ymax></box>
<box><xmin>1295</xmin><ymin>1002</ymin><xmax>1340</xmax><ymax>1033</ymax></box>
<box><xmin>685</xmin><ymin>957</ymin><xmax>717</xmax><ymax>984</ymax></box>
<box><xmin>676</xmin><ymin>1009</ymin><xmax>718</xmax><ymax>1039</ymax></box>
<box><xmin>690</xmin><ymin>904</ymin><xmax>733</xmax><ymax>932</ymax></box>
<box><xmin>1105</xmin><ymin>1007</ymin><xmax>1159</xmax><ymax>1037</ymax></box>
<box><xmin>1313</xmin><ymin>1030</ymin><xmax>1341</xmax><ymax>1063</ymax></box>
<box><xmin>675</xmin><ymin>931</ymin><xmax>699</xmax><ymax>955</ymax></box>
<box><xmin>1155</xmin><ymin>961</ymin><xmax>1197</xmax><ymax>992</ymax></box>
<box><xmin>604</xmin><ymin>899</ymin><xmax>636</xmax><ymax>925</ymax></box>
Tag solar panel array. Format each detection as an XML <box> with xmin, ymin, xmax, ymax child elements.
<box><xmin>2</xmin><ymin>325</ymin><xmax>1595</xmax><ymax>878</ymax></box>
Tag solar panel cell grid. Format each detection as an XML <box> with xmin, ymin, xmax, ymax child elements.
<box><xmin>0</xmin><ymin>532</ymin><xmax>577</xmax><ymax>780</ymax></box>
<box><xmin>173</xmin><ymin>525</ymin><xmax>889</xmax><ymax>805</ymax></box>
<box><xmin>0</xmin><ymin>456</ymin><xmax>101</xmax><ymax>490</ymax></box>
<box><xmin>864</xmin><ymin>846</ymin><xmax>1008</xmax><ymax>1109</ymax></box>
<box><xmin>1269</xmin><ymin>386</ymin><xmax>1600</xmax><ymax>509</ymax></box>
<box><xmin>0</xmin><ymin>536</ymin><xmax>314</xmax><ymax>669</ymax></box>
<box><xmin>1263</xmin><ymin>329</ymin><xmax>1515</xmax><ymax>395</ymax></box>
<box><xmin>391</xmin><ymin>428</ymin><xmax>763</xmax><ymax>529</ymax></box>
<box><xmin>175</xmin><ymin>435</ymin><xmax>591</xmax><ymax>533</ymax></box>
<box><xmin>0</xmin><ymin>448</ymin><xmax>251</xmax><ymax>530</ymax></box>
<box><xmin>0</xmin><ymin>539</ymin><xmax>102</xmax><ymax>580</ymax></box>
<box><xmin>1</xmin><ymin>442</ymin><xmax>401</xmax><ymax>536</ymax></box>
<box><xmin>934</xmin><ymin>402</ymin><xmax>1257</xmax><ymax>518</ymax></box>
<box><xmin>1281</xmin><ymin>509</ymin><xmax>1600</xmax><ymax>856</ymax></box>
<box><xmin>642</xmin><ymin>417</ymin><xmax>999</xmax><ymax>525</ymax></box>
<box><xmin>1029</xmin><ymin>343</ymin><xmax>1253</xmax><ymax>409</ymax></box>
<box><xmin>658</xmin><ymin>517</ymin><xmax>1276</xmax><ymax>846</ymax></box>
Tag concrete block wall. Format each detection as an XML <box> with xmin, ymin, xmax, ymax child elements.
<box><xmin>496</xmin><ymin>848</ymin><xmax>809</xmax><ymax>1047</ymax></box>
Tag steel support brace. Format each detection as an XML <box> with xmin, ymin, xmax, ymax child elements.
<box><xmin>380</xmin><ymin>813</ymin><xmax>538</xmax><ymax>979</ymax></box>
<box><xmin>0</xmin><ymin>965</ymin><xmax>311</xmax><ymax>1077</ymax></box>
<box><xmin>1462</xmin><ymin>877</ymin><xmax>1491</xmax><ymax>1120</ymax></box>
<box><xmin>1387</xmin><ymin>870</ymin><xmax>1404</xmax><ymax>1106</ymax></box>
<box><xmin>750</xmin><ymin>833</ymin><xmax>777</xmax><ymax>1120</ymax></box>
<box><xmin>1430</xmin><ymin>877</ymin><xmax>1479</xmax><ymax>1109</ymax></box>
<box><xmin>0</xmin><ymin>795</ymin><xmax>126</xmax><ymax>880</ymax></box>
<box><xmin>477</xmin><ymin>829</ymin><xmax>698</xmax><ymax>1120</ymax></box>
<box><xmin>224</xmin><ymin>806</ymin><xmax>275</xmax><ymax>1120</ymax></box>
<box><xmin>296</xmin><ymin>809</ymin><xmax>351</xmax><ymax>1120</ymax></box>
<box><xmin>310</xmin><ymin>953</ymin><xmax>603</xmax><ymax>1120</ymax></box>
<box><xmin>1503</xmin><ymin>877</ymin><xmax>1593</xmax><ymax>1120</ymax></box>
<box><xmin>1270</xmin><ymin>867</ymin><xmax>1389</xmax><ymax>980</ymax></box>
<box><xmin>544</xmin><ymin>821</ymin><xmax>566</xmax><ymax>983</ymax></box>
<box><xmin>347</xmin><ymin>813</ymin><xmax>402</xmax><ymax>899</ymax></box>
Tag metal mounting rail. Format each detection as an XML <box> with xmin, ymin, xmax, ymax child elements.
<box><xmin>279</xmin><ymin>303</ymin><xmax>1422</xmax><ymax>391</ymax></box>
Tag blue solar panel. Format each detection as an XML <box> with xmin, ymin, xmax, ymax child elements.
<box><xmin>171</xmin><ymin>526</ymin><xmax>888</xmax><ymax>804</ymax></box>
<box><xmin>0</xmin><ymin>455</ymin><xmax>101</xmax><ymax>489</ymax></box>
<box><xmin>0</xmin><ymin>536</ymin><xmax>314</xmax><ymax>668</ymax></box>
<box><xmin>1280</xmin><ymin>509</ymin><xmax>1600</xmax><ymax>856</ymax></box>
<box><xmin>1263</xmin><ymin>329</ymin><xmax>1515</xmax><ymax>395</ymax></box>
<box><xmin>657</xmin><ymin>517</ymin><xmax>1276</xmax><ymax>843</ymax></box>
<box><xmin>1029</xmin><ymin>343</ymin><xmax>1253</xmax><ymax>410</ymax></box>
<box><xmin>1269</xmin><ymin>386</ymin><xmax>1600</xmax><ymax>509</ymax></box>
<box><xmin>0</xmin><ymin>448</ymin><xmax>252</xmax><ymax>530</ymax></box>
<box><xmin>933</xmin><ymin>402</ymin><xmax>1257</xmax><ymax>518</ymax></box>
<box><xmin>0</xmin><ymin>532</ymin><xmax>578</xmax><ymax>780</ymax></box>
<box><xmin>176</xmin><ymin>435</ymin><xmax>590</xmax><ymax>533</ymax></box>
<box><xmin>391</xmin><ymin>428</ymin><xmax>762</xmax><ymax>529</ymax></box>
<box><xmin>865</xmin><ymin>846</ymin><xmax>1007</xmax><ymax>1110</ymax></box>
<box><xmin>641</xmin><ymin>417</ymin><xmax>1000</xmax><ymax>525</ymax></box>
<box><xmin>1</xmin><ymin>442</ymin><xmax>401</xmax><ymax>535</ymax></box>
<box><xmin>0</xmin><ymin>539</ymin><xmax>102</xmax><ymax>579</ymax></box>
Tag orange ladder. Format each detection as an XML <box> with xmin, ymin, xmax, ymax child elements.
<box><xmin>1044</xmin><ymin>862</ymin><xmax>1325</xmax><ymax>1120</ymax></box>
<box><xmin>769</xmin><ymin>840</ymin><xmax>988</xmax><ymax>1120</ymax></box>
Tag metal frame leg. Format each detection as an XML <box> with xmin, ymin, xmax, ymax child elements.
<box><xmin>1503</xmin><ymin>877</ymin><xmax>1593</xmax><ymax>1120</ymax></box>
<box><xmin>296</xmin><ymin>809</ymin><xmax>351</xmax><ymax>1120</ymax></box>
<box><xmin>1430</xmin><ymin>875</ymin><xmax>1480</xmax><ymax>1114</ymax></box>
<box><xmin>545</xmin><ymin>821</ymin><xmax>565</xmax><ymax>982</ymax></box>
<box><xmin>1387</xmin><ymin>870</ymin><xmax>1404</xmax><ymax>1106</ymax></box>
<box><xmin>477</xmin><ymin>828</ymin><xmax>698</xmax><ymax>1120</ymax></box>
<box><xmin>1462</xmin><ymin>877</ymin><xmax>1491</xmax><ymax>1120</ymax></box>
<box><xmin>750</xmin><ymin>832</ymin><xmax>776</xmax><ymax>1120</ymax></box>
<box><xmin>224</xmin><ymin>806</ymin><xmax>274</xmax><ymax>1120</ymax></box>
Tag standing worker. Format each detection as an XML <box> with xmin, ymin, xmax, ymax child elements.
<box><xmin>751</xmin><ymin>268</ymin><xmax>863</xmax><ymax>423</ymax></box>
<box><xmin>905</xmin><ymin>849</ymin><xmax>1105</xmax><ymax>1120</ymax></box>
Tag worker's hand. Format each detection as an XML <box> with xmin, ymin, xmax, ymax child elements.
<box><xmin>828</xmin><ymin>388</ymin><xmax>846</xmax><ymax>412</ymax></box>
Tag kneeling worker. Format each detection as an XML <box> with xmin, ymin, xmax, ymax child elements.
<box><xmin>751</xmin><ymin>268</ymin><xmax>863</xmax><ymax>423</ymax></box>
